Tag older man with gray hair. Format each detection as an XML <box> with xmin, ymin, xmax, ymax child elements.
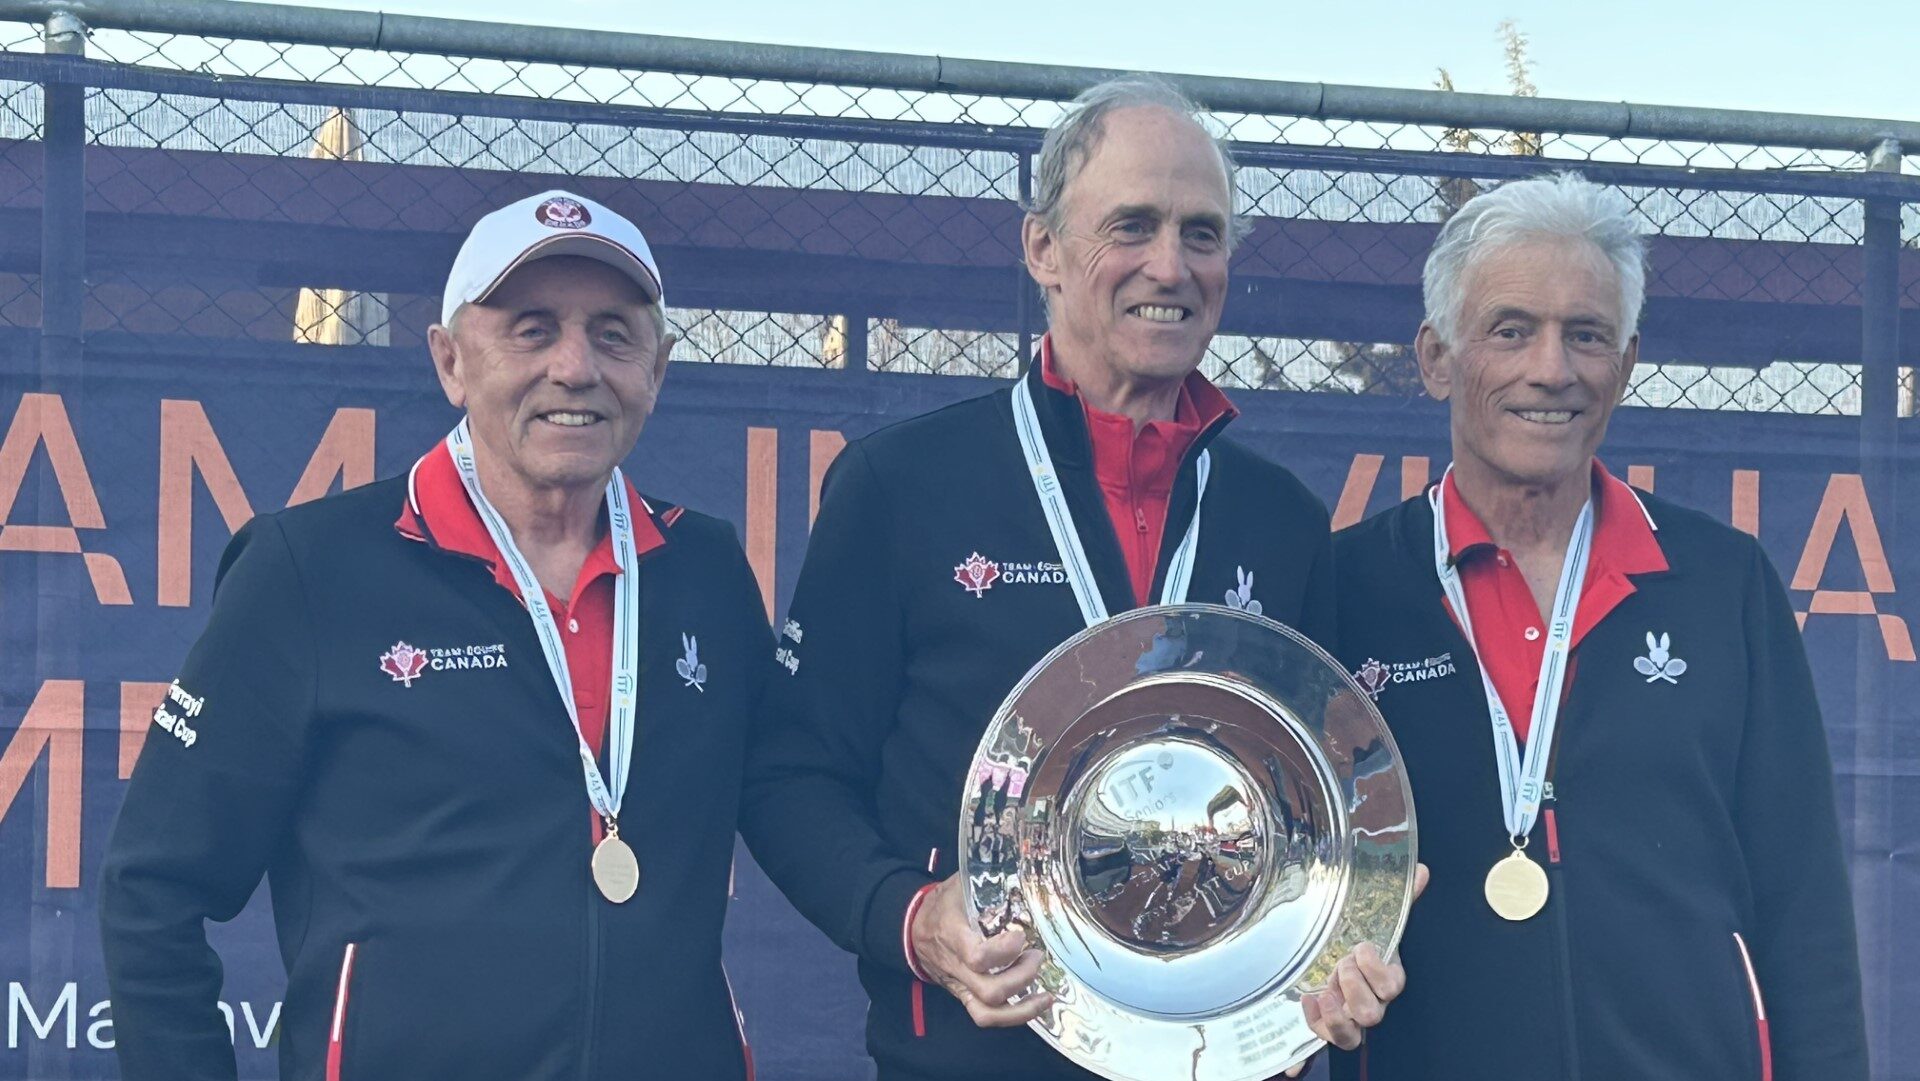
<box><xmin>1331</xmin><ymin>171</ymin><xmax>1868</xmax><ymax>1080</ymax></box>
<box><xmin>743</xmin><ymin>77</ymin><xmax>1416</xmax><ymax>1080</ymax></box>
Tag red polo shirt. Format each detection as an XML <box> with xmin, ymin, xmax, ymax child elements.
<box><xmin>395</xmin><ymin>442</ymin><xmax>667</xmax><ymax>830</ymax></box>
<box><xmin>1038</xmin><ymin>336</ymin><xmax>1237</xmax><ymax>605</ymax></box>
<box><xmin>1440</xmin><ymin>460</ymin><xmax>1668</xmax><ymax>741</ymax></box>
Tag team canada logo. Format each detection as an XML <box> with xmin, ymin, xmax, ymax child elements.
<box><xmin>1354</xmin><ymin>658</ymin><xmax>1392</xmax><ymax>699</ymax></box>
<box><xmin>380</xmin><ymin>641</ymin><xmax>429</xmax><ymax>687</ymax></box>
<box><xmin>534</xmin><ymin>196</ymin><xmax>591</xmax><ymax>229</ymax></box>
<box><xmin>954</xmin><ymin>552</ymin><xmax>1001</xmax><ymax>598</ymax></box>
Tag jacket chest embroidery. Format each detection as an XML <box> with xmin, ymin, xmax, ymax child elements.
<box><xmin>1223</xmin><ymin>566</ymin><xmax>1262</xmax><ymax>615</ymax></box>
<box><xmin>676</xmin><ymin>633</ymin><xmax>708</xmax><ymax>692</ymax></box>
<box><xmin>1634</xmin><ymin>632</ymin><xmax>1688</xmax><ymax>684</ymax></box>
<box><xmin>378</xmin><ymin>640</ymin><xmax>509</xmax><ymax>687</ymax></box>
<box><xmin>1353</xmin><ymin>652</ymin><xmax>1459</xmax><ymax>699</ymax></box>
<box><xmin>952</xmin><ymin>552</ymin><xmax>1066</xmax><ymax>596</ymax></box>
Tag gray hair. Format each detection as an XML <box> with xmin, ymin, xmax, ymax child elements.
<box><xmin>1422</xmin><ymin>171</ymin><xmax>1647</xmax><ymax>345</ymax></box>
<box><xmin>1024</xmin><ymin>75</ymin><xmax>1247</xmax><ymax>246</ymax></box>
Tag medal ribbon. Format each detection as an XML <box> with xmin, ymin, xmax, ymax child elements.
<box><xmin>1428</xmin><ymin>467</ymin><xmax>1593</xmax><ymax>843</ymax></box>
<box><xmin>1013</xmin><ymin>377</ymin><xmax>1209</xmax><ymax>628</ymax></box>
<box><xmin>446</xmin><ymin>418</ymin><xmax>640</xmax><ymax>829</ymax></box>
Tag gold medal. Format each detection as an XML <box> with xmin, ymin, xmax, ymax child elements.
<box><xmin>1484</xmin><ymin>847</ymin><xmax>1548</xmax><ymax>921</ymax></box>
<box><xmin>591</xmin><ymin>827</ymin><xmax>640</xmax><ymax>904</ymax></box>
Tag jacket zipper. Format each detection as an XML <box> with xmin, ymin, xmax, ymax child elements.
<box><xmin>1732</xmin><ymin>932</ymin><xmax>1773</xmax><ymax>1081</ymax></box>
<box><xmin>1544</xmin><ymin>805</ymin><xmax>1582</xmax><ymax>1081</ymax></box>
<box><xmin>580</xmin><ymin>886</ymin><xmax>603</xmax><ymax>1080</ymax></box>
<box><xmin>325</xmin><ymin>943</ymin><xmax>358</xmax><ymax>1081</ymax></box>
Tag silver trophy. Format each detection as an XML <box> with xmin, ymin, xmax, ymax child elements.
<box><xmin>963</xmin><ymin>605</ymin><xmax>1417</xmax><ymax>1080</ymax></box>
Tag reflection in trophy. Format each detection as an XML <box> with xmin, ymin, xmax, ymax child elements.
<box><xmin>963</xmin><ymin>606</ymin><xmax>1417</xmax><ymax>1081</ymax></box>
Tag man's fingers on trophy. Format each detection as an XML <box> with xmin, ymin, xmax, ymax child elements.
<box><xmin>1351</xmin><ymin>942</ymin><xmax>1406</xmax><ymax>1003</ymax></box>
<box><xmin>1333</xmin><ymin>952</ymin><xmax>1388</xmax><ymax>1029</ymax></box>
<box><xmin>1303</xmin><ymin>983</ymin><xmax>1363</xmax><ymax>1050</ymax></box>
<box><xmin>1412</xmin><ymin>862</ymin><xmax>1431</xmax><ymax>901</ymax></box>
<box><xmin>971</xmin><ymin>947</ymin><xmax>1044</xmax><ymax>1007</ymax></box>
<box><xmin>970</xmin><ymin>927</ymin><xmax>1029</xmax><ymax>975</ymax></box>
<box><xmin>952</xmin><ymin>953</ymin><xmax>1053</xmax><ymax>1028</ymax></box>
<box><xmin>1282</xmin><ymin>1051</ymin><xmax>1317</xmax><ymax>1079</ymax></box>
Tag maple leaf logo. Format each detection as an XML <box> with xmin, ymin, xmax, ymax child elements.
<box><xmin>380</xmin><ymin>641</ymin><xmax>429</xmax><ymax>687</ymax></box>
<box><xmin>1354</xmin><ymin>658</ymin><xmax>1392</xmax><ymax>699</ymax></box>
<box><xmin>953</xmin><ymin>552</ymin><xmax>1000</xmax><ymax>598</ymax></box>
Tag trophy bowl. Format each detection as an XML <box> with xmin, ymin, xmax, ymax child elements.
<box><xmin>962</xmin><ymin>605</ymin><xmax>1416</xmax><ymax>1081</ymax></box>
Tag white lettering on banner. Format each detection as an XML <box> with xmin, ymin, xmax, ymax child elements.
<box><xmin>7</xmin><ymin>985</ymin><xmax>280</xmax><ymax>1050</ymax></box>
<box><xmin>242</xmin><ymin>1000</ymin><xmax>280</xmax><ymax>1048</ymax></box>
<box><xmin>9</xmin><ymin>982</ymin><xmax>74</xmax><ymax>1047</ymax></box>
<box><xmin>86</xmin><ymin>999</ymin><xmax>112</xmax><ymax>1050</ymax></box>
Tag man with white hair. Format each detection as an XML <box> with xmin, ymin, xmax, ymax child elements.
<box><xmin>744</xmin><ymin>77</ymin><xmax>1417</xmax><ymax>1081</ymax></box>
<box><xmin>1331</xmin><ymin>172</ymin><xmax>1867</xmax><ymax>1080</ymax></box>
<box><xmin>102</xmin><ymin>190</ymin><xmax>769</xmax><ymax>1080</ymax></box>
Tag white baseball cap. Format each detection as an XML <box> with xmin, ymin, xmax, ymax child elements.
<box><xmin>440</xmin><ymin>189</ymin><xmax>664</xmax><ymax>325</ymax></box>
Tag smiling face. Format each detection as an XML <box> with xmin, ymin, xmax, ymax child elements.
<box><xmin>1416</xmin><ymin>236</ymin><xmax>1639</xmax><ymax>490</ymax></box>
<box><xmin>1023</xmin><ymin>105</ymin><xmax>1232</xmax><ymax>391</ymax></box>
<box><xmin>427</xmin><ymin>255</ymin><xmax>672</xmax><ymax>502</ymax></box>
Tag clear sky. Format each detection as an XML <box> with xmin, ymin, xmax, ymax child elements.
<box><xmin>274</xmin><ymin>0</ymin><xmax>1917</xmax><ymax>124</ymax></box>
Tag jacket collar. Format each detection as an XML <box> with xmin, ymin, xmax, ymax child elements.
<box><xmin>1440</xmin><ymin>459</ymin><xmax>1667</xmax><ymax>576</ymax></box>
<box><xmin>1023</xmin><ymin>333</ymin><xmax>1237</xmax><ymax>469</ymax></box>
<box><xmin>394</xmin><ymin>440</ymin><xmax>668</xmax><ymax>593</ymax></box>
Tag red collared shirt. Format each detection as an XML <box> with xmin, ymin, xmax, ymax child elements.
<box><xmin>1441</xmin><ymin>461</ymin><xmax>1668</xmax><ymax>741</ymax></box>
<box><xmin>1038</xmin><ymin>336</ymin><xmax>1237</xmax><ymax>605</ymax></box>
<box><xmin>394</xmin><ymin>440</ymin><xmax>665</xmax><ymax>779</ymax></box>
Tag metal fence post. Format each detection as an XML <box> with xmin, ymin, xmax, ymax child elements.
<box><xmin>37</xmin><ymin>7</ymin><xmax>85</xmax><ymax>370</ymax></box>
<box><xmin>842</xmin><ymin>309</ymin><xmax>867</xmax><ymax>373</ymax></box>
<box><xmin>1861</xmin><ymin>140</ymin><xmax>1902</xmax><ymax>428</ymax></box>
<box><xmin>1851</xmin><ymin>139</ymin><xmax>1902</xmax><ymax>1042</ymax></box>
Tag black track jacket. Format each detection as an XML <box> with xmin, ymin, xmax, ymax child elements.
<box><xmin>1330</xmin><ymin>489</ymin><xmax>1867</xmax><ymax>1081</ymax></box>
<box><xmin>101</xmin><ymin>473</ymin><xmax>770</xmax><ymax>1081</ymax></box>
<box><xmin>742</xmin><ymin>365</ymin><xmax>1337</xmax><ymax>1080</ymax></box>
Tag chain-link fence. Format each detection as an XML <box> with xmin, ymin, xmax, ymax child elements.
<box><xmin>0</xmin><ymin>4</ymin><xmax>1915</xmax><ymax>418</ymax></box>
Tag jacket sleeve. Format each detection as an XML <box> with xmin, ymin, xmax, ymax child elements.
<box><xmin>100</xmin><ymin>516</ymin><xmax>318</xmax><ymax>1081</ymax></box>
<box><xmin>739</xmin><ymin>441</ymin><xmax>930</xmax><ymax>973</ymax></box>
<box><xmin>1735</xmin><ymin>540</ymin><xmax>1868</xmax><ymax>1081</ymax></box>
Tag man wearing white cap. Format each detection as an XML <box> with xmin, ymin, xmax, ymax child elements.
<box><xmin>101</xmin><ymin>190</ymin><xmax>771</xmax><ymax>1081</ymax></box>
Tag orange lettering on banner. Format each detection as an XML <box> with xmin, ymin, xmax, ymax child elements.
<box><xmin>1731</xmin><ymin>470</ymin><xmax>1760</xmax><ymax>537</ymax></box>
<box><xmin>1627</xmin><ymin>465</ymin><xmax>1654</xmax><ymax>492</ymax></box>
<box><xmin>157</xmin><ymin>402</ymin><xmax>377</xmax><ymax>607</ymax></box>
<box><xmin>809</xmin><ymin>430</ymin><xmax>846</xmax><ymax>527</ymax></box>
<box><xmin>1332</xmin><ymin>454</ymin><xmax>1384</xmax><ymax>531</ymax></box>
<box><xmin>120</xmin><ymin>681</ymin><xmax>170</xmax><ymax>779</ymax></box>
<box><xmin>1790</xmin><ymin>473</ymin><xmax>1915</xmax><ymax>662</ymax></box>
<box><xmin>288</xmin><ymin>408</ymin><xmax>376</xmax><ymax>507</ymax></box>
<box><xmin>1400</xmin><ymin>456</ymin><xmax>1431</xmax><ymax>500</ymax></box>
<box><xmin>746</xmin><ymin>427</ymin><xmax>778</xmax><ymax>621</ymax></box>
<box><xmin>0</xmin><ymin>680</ymin><xmax>83</xmax><ymax>888</ymax></box>
<box><xmin>0</xmin><ymin>393</ymin><xmax>132</xmax><ymax>604</ymax></box>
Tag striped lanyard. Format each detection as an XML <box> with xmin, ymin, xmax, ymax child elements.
<box><xmin>445</xmin><ymin>418</ymin><xmax>641</xmax><ymax>830</ymax></box>
<box><xmin>1012</xmin><ymin>377</ymin><xmax>1209</xmax><ymax>626</ymax></box>
<box><xmin>1429</xmin><ymin>469</ymin><xmax>1592</xmax><ymax>843</ymax></box>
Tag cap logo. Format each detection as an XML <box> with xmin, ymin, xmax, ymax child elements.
<box><xmin>534</xmin><ymin>197</ymin><xmax>591</xmax><ymax>229</ymax></box>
